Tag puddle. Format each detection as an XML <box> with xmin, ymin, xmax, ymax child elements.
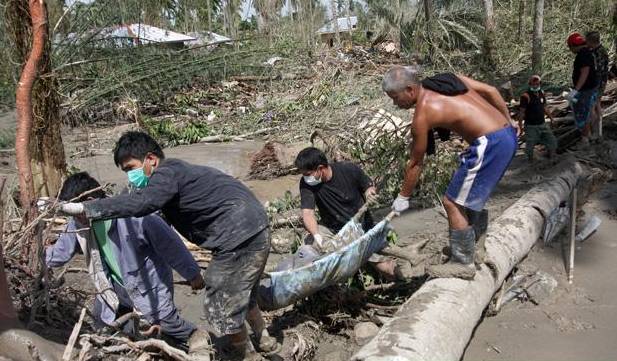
<box><xmin>71</xmin><ymin>140</ymin><xmax>298</xmax><ymax>202</ymax></box>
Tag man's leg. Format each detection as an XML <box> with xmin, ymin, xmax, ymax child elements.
<box><xmin>157</xmin><ymin>308</ymin><xmax>212</xmax><ymax>359</ymax></box>
<box><xmin>203</xmin><ymin>229</ymin><xmax>275</xmax><ymax>358</ymax></box>
<box><xmin>525</xmin><ymin>125</ymin><xmax>538</xmax><ymax>161</ymax></box>
<box><xmin>541</xmin><ymin>124</ymin><xmax>558</xmax><ymax>159</ymax></box>
<box><xmin>442</xmin><ymin>196</ymin><xmax>476</xmax><ymax>265</ymax></box>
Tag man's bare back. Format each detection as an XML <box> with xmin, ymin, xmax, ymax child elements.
<box><xmin>414</xmin><ymin>75</ymin><xmax>511</xmax><ymax>143</ymax></box>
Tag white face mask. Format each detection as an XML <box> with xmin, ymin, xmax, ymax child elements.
<box><xmin>303</xmin><ymin>175</ymin><xmax>322</xmax><ymax>186</ymax></box>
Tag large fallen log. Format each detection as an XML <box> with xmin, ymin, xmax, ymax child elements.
<box><xmin>352</xmin><ymin>160</ymin><xmax>586</xmax><ymax>361</ymax></box>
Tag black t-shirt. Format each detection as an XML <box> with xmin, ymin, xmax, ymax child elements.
<box><xmin>300</xmin><ymin>162</ymin><xmax>373</xmax><ymax>231</ymax></box>
<box><xmin>520</xmin><ymin>90</ymin><xmax>546</xmax><ymax>126</ymax></box>
<box><xmin>573</xmin><ymin>48</ymin><xmax>599</xmax><ymax>91</ymax></box>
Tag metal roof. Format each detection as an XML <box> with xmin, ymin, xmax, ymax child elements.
<box><xmin>317</xmin><ymin>16</ymin><xmax>358</xmax><ymax>35</ymax></box>
<box><xmin>186</xmin><ymin>31</ymin><xmax>233</xmax><ymax>46</ymax></box>
<box><xmin>97</xmin><ymin>24</ymin><xmax>196</xmax><ymax>44</ymax></box>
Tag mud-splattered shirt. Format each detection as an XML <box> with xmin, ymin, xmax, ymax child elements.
<box><xmin>83</xmin><ymin>158</ymin><xmax>268</xmax><ymax>253</ymax></box>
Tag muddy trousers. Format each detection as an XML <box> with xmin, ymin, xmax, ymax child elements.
<box><xmin>94</xmin><ymin>280</ymin><xmax>196</xmax><ymax>343</ymax></box>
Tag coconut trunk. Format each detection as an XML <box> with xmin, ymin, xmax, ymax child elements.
<box><xmin>353</xmin><ymin>160</ymin><xmax>586</xmax><ymax>360</ymax></box>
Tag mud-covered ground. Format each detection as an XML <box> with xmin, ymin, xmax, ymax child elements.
<box><xmin>3</xmin><ymin>109</ymin><xmax>617</xmax><ymax>360</ymax></box>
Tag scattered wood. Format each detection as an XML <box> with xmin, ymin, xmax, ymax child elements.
<box><xmin>62</xmin><ymin>307</ymin><xmax>87</xmax><ymax>361</ymax></box>
<box><xmin>199</xmin><ymin>127</ymin><xmax>276</xmax><ymax>143</ymax></box>
<box><xmin>248</xmin><ymin>141</ymin><xmax>307</xmax><ymax>180</ymax></box>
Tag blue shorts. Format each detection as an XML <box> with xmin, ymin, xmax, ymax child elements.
<box><xmin>445</xmin><ymin>126</ymin><xmax>517</xmax><ymax>211</ymax></box>
<box><xmin>573</xmin><ymin>89</ymin><xmax>598</xmax><ymax>129</ymax></box>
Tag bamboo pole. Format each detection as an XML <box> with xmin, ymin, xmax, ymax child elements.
<box><xmin>568</xmin><ymin>187</ymin><xmax>577</xmax><ymax>284</ymax></box>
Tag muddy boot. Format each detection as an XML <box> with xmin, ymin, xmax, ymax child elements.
<box><xmin>426</xmin><ymin>227</ymin><xmax>476</xmax><ymax>280</ymax></box>
<box><xmin>188</xmin><ymin>329</ymin><xmax>213</xmax><ymax>361</ymax></box>
<box><xmin>466</xmin><ymin>209</ymin><xmax>488</xmax><ymax>264</ymax></box>
<box><xmin>253</xmin><ymin>330</ymin><xmax>280</xmax><ymax>354</ymax></box>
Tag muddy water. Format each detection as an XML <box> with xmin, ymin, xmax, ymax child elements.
<box><xmin>71</xmin><ymin>140</ymin><xmax>299</xmax><ymax>202</ymax></box>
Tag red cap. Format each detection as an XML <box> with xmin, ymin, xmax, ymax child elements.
<box><xmin>567</xmin><ymin>32</ymin><xmax>586</xmax><ymax>47</ymax></box>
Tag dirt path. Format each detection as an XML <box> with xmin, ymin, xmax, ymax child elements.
<box><xmin>464</xmin><ymin>180</ymin><xmax>617</xmax><ymax>361</ymax></box>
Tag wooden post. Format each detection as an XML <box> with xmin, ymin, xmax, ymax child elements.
<box><xmin>568</xmin><ymin>187</ymin><xmax>577</xmax><ymax>284</ymax></box>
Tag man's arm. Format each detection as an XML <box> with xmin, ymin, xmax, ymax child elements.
<box><xmin>350</xmin><ymin>164</ymin><xmax>377</xmax><ymax>203</ymax></box>
<box><xmin>575</xmin><ymin>66</ymin><xmax>590</xmax><ymax>91</ymax></box>
<box><xmin>400</xmin><ymin>114</ymin><xmax>429</xmax><ymax>198</ymax></box>
<box><xmin>83</xmin><ymin>166</ymin><xmax>178</xmax><ymax>220</ymax></box>
<box><xmin>142</xmin><ymin>215</ymin><xmax>202</xmax><ymax>288</ymax></box>
<box><xmin>45</xmin><ymin>220</ymin><xmax>82</xmax><ymax>268</ymax></box>
<box><xmin>301</xmin><ymin>208</ymin><xmax>320</xmax><ymax>236</ymax></box>
<box><xmin>544</xmin><ymin>107</ymin><xmax>555</xmax><ymax>124</ymax></box>
<box><xmin>518</xmin><ymin>94</ymin><xmax>528</xmax><ymax>132</ymax></box>
<box><xmin>458</xmin><ymin>74</ymin><xmax>513</xmax><ymax>124</ymax></box>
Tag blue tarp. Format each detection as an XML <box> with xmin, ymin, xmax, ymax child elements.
<box><xmin>258</xmin><ymin>217</ymin><xmax>391</xmax><ymax>310</ymax></box>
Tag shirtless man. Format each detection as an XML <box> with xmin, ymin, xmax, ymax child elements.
<box><xmin>383</xmin><ymin>66</ymin><xmax>518</xmax><ymax>276</ymax></box>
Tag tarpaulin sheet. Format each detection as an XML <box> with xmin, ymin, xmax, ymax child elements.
<box><xmin>258</xmin><ymin>217</ymin><xmax>391</xmax><ymax>310</ymax></box>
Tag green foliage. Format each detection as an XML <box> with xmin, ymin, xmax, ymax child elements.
<box><xmin>0</xmin><ymin>128</ymin><xmax>15</xmax><ymax>149</ymax></box>
<box><xmin>143</xmin><ymin>117</ymin><xmax>210</xmax><ymax>146</ymax></box>
<box><xmin>265</xmin><ymin>191</ymin><xmax>301</xmax><ymax>216</ymax></box>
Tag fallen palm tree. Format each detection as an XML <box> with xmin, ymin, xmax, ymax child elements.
<box><xmin>352</xmin><ymin>159</ymin><xmax>603</xmax><ymax>361</ymax></box>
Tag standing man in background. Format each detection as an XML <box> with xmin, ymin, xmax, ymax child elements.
<box><xmin>518</xmin><ymin>75</ymin><xmax>557</xmax><ymax>162</ymax></box>
<box><xmin>566</xmin><ymin>32</ymin><xmax>599</xmax><ymax>146</ymax></box>
<box><xmin>587</xmin><ymin>31</ymin><xmax>609</xmax><ymax>139</ymax></box>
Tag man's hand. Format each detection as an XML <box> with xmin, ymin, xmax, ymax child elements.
<box><xmin>566</xmin><ymin>89</ymin><xmax>580</xmax><ymax>106</ymax></box>
<box><xmin>59</xmin><ymin>202</ymin><xmax>85</xmax><ymax>216</ymax></box>
<box><xmin>391</xmin><ymin>195</ymin><xmax>410</xmax><ymax>213</ymax></box>
<box><xmin>364</xmin><ymin>187</ymin><xmax>378</xmax><ymax>204</ymax></box>
<box><xmin>312</xmin><ymin>234</ymin><xmax>324</xmax><ymax>248</ymax></box>
<box><xmin>189</xmin><ymin>273</ymin><xmax>205</xmax><ymax>290</ymax></box>
<box><xmin>513</xmin><ymin>122</ymin><xmax>522</xmax><ymax>137</ymax></box>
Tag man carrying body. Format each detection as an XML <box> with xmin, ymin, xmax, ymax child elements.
<box><xmin>518</xmin><ymin>75</ymin><xmax>557</xmax><ymax>161</ymax></box>
<box><xmin>60</xmin><ymin>132</ymin><xmax>277</xmax><ymax>360</ymax></box>
<box><xmin>384</xmin><ymin>67</ymin><xmax>517</xmax><ymax>277</ymax></box>
<box><xmin>566</xmin><ymin>32</ymin><xmax>600</xmax><ymax>146</ymax></box>
<box><xmin>587</xmin><ymin>31</ymin><xmax>609</xmax><ymax>139</ymax></box>
<box><xmin>47</xmin><ymin>172</ymin><xmax>210</xmax><ymax>356</ymax></box>
<box><xmin>293</xmin><ymin>147</ymin><xmax>398</xmax><ymax>278</ymax></box>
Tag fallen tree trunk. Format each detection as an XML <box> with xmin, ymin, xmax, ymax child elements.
<box><xmin>353</xmin><ymin>160</ymin><xmax>586</xmax><ymax>361</ymax></box>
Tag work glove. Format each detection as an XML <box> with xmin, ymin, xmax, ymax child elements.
<box><xmin>312</xmin><ymin>233</ymin><xmax>324</xmax><ymax>249</ymax></box>
<box><xmin>365</xmin><ymin>188</ymin><xmax>378</xmax><ymax>204</ymax></box>
<box><xmin>566</xmin><ymin>89</ymin><xmax>579</xmax><ymax>106</ymax></box>
<box><xmin>59</xmin><ymin>202</ymin><xmax>85</xmax><ymax>216</ymax></box>
<box><xmin>189</xmin><ymin>273</ymin><xmax>206</xmax><ymax>290</ymax></box>
<box><xmin>391</xmin><ymin>195</ymin><xmax>410</xmax><ymax>213</ymax></box>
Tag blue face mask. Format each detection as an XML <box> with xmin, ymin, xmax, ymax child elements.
<box><xmin>127</xmin><ymin>162</ymin><xmax>150</xmax><ymax>188</ymax></box>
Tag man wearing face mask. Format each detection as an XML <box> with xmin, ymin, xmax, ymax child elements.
<box><xmin>60</xmin><ymin>131</ymin><xmax>278</xmax><ymax>360</ymax></box>
<box><xmin>518</xmin><ymin>75</ymin><xmax>557</xmax><ymax>162</ymax></box>
<box><xmin>294</xmin><ymin>147</ymin><xmax>398</xmax><ymax>279</ymax></box>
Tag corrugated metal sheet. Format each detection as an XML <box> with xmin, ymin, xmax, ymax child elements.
<box><xmin>186</xmin><ymin>31</ymin><xmax>233</xmax><ymax>46</ymax></box>
<box><xmin>97</xmin><ymin>23</ymin><xmax>196</xmax><ymax>45</ymax></box>
<box><xmin>317</xmin><ymin>16</ymin><xmax>358</xmax><ymax>35</ymax></box>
